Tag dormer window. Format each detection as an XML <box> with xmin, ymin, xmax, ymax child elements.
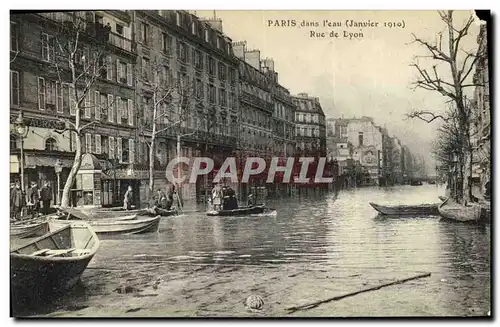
<box><xmin>205</xmin><ymin>29</ymin><xmax>209</xmax><ymax>42</ymax></box>
<box><xmin>191</xmin><ymin>21</ymin><xmax>196</xmax><ymax>35</ymax></box>
<box><xmin>176</xmin><ymin>12</ymin><xmax>181</xmax><ymax>26</ymax></box>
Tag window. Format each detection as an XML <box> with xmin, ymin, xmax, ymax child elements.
<box><xmin>178</xmin><ymin>42</ymin><xmax>187</xmax><ymax>62</ymax></box>
<box><xmin>116</xmin><ymin>23</ymin><xmax>123</xmax><ymax>35</ymax></box>
<box><xmin>106</xmin><ymin>56</ymin><xmax>113</xmax><ymax>80</ymax></box>
<box><xmin>94</xmin><ymin>91</ymin><xmax>100</xmax><ymax>120</ymax></box>
<box><xmin>109</xmin><ymin>136</ymin><xmax>115</xmax><ymax>159</ymax></box>
<box><xmin>41</xmin><ymin>33</ymin><xmax>55</xmax><ymax>62</ymax></box>
<box><xmin>37</xmin><ymin>77</ymin><xmax>46</xmax><ymax>110</ymax></box>
<box><xmin>119</xmin><ymin>61</ymin><xmax>126</xmax><ymax>83</ymax></box>
<box><xmin>84</xmin><ymin>91</ymin><xmax>91</xmax><ymax>118</ymax></box>
<box><xmin>209</xmin><ymin>84</ymin><xmax>216</xmax><ymax>104</ymax></box>
<box><xmin>219</xmin><ymin>88</ymin><xmax>227</xmax><ymax>107</ymax></box>
<box><xmin>196</xmin><ymin>79</ymin><xmax>204</xmax><ymax>99</ymax></box>
<box><xmin>358</xmin><ymin>132</ymin><xmax>363</xmax><ymax>146</ymax></box>
<box><xmin>45</xmin><ymin>138</ymin><xmax>57</xmax><ymax>151</ymax></box>
<box><xmin>218</xmin><ymin>63</ymin><xmax>226</xmax><ymax>81</ymax></box>
<box><xmin>10</xmin><ymin>21</ymin><xmax>18</xmax><ymax>52</ymax></box>
<box><xmin>69</xmin><ymin>85</ymin><xmax>76</xmax><ymax>116</ymax></box>
<box><xmin>108</xmin><ymin>94</ymin><xmax>114</xmax><ymax>122</ymax></box>
<box><xmin>128</xmin><ymin>99</ymin><xmax>133</xmax><ymax>126</ymax></box>
<box><xmin>129</xmin><ymin>139</ymin><xmax>135</xmax><ymax>163</ymax></box>
<box><xmin>142</xmin><ymin>57</ymin><xmax>150</xmax><ymax>81</ymax></box>
<box><xmin>10</xmin><ymin>135</ymin><xmax>18</xmax><ymax>149</ymax></box>
<box><xmin>127</xmin><ymin>63</ymin><xmax>132</xmax><ymax>86</ymax></box>
<box><xmin>10</xmin><ymin>71</ymin><xmax>19</xmax><ymax>106</ymax></box>
<box><xmin>116</xmin><ymin>96</ymin><xmax>122</xmax><ymax>123</ymax></box>
<box><xmin>161</xmin><ymin>65</ymin><xmax>171</xmax><ymax>85</ymax></box>
<box><xmin>162</xmin><ymin>33</ymin><xmax>172</xmax><ymax>55</ymax></box>
<box><xmin>194</xmin><ymin>50</ymin><xmax>203</xmax><ymax>70</ymax></box>
<box><xmin>85</xmin><ymin>133</ymin><xmax>92</xmax><ymax>153</ymax></box>
<box><xmin>117</xmin><ymin>137</ymin><xmax>123</xmax><ymax>162</ymax></box>
<box><xmin>95</xmin><ymin>135</ymin><xmax>101</xmax><ymax>154</ymax></box>
<box><xmin>208</xmin><ymin>57</ymin><xmax>215</xmax><ymax>75</ymax></box>
<box><xmin>141</xmin><ymin>23</ymin><xmax>148</xmax><ymax>45</ymax></box>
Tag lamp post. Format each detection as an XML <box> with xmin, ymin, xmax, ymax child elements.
<box><xmin>13</xmin><ymin>111</ymin><xmax>29</xmax><ymax>194</ymax></box>
<box><xmin>54</xmin><ymin>159</ymin><xmax>63</xmax><ymax>206</ymax></box>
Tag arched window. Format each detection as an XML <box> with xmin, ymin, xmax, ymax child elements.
<box><xmin>45</xmin><ymin>137</ymin><xmax>57</xmax><ymax>151</ymax></box>
<box><xmin>10</xmin><ymin>135</ymin><xmax>18</xmax><ymax>149</ymax></box>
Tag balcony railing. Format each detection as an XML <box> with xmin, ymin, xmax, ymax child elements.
<box><xmin>108</xmin><ymin>32</ymin><xmax>132</xmax><ymax>52</ymax></box>
<box><xmin>39</xmin><ymin>12</ymin><xmax>133</xmax><ymax>53</ymax></box>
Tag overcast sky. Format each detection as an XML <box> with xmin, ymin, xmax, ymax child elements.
<box><xmin>196</xmin><ymin>10</ymin><xmax>482</xmax><ymax>171</ymax></box>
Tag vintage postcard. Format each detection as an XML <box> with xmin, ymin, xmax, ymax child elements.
<box><xmin>9</xmin><ymin>9</ymin><xmax>491</xmax><ymax>318</ymax></box>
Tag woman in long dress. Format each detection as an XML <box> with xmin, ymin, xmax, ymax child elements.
<box><xmin>212</xmin><ymin>184</ymin><xmax>222</xmax><ymax>210</ymax></box>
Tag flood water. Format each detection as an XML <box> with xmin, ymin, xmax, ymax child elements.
<box><xmin>18</xmin><ymin>184</ymin><xmax>491</xmax><ymax>317</ymax></box>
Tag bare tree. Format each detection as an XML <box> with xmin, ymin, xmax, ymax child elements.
<box><xmin>41</xmin><ymin>12</ymin><xmax>114</xmax><ymax>208</ymax></box>
<box><xmin>137</xmin><ymin>58</ymin><xmax>199</xmax><ymax>198</ymax></box>
<box><xmin>405</xmin><ymin>10</ymin><xmax>486</xmax><ymax>204</ymax></box>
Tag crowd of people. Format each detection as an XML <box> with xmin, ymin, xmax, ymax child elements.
<box><xmin>10</xmin><ymin>181</ymin><xmax>53</xmax><ymax>220</ymax></box>
<box><xmin>148</xmin><ymin>184</ymin><xmax>177</xmax><ymax>211</ymax></box>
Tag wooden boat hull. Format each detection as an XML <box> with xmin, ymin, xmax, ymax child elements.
<box><xmin>80</xmin><ymin>208</ymin><xmax>148</xmax><ymax>218</ymax></box>
<box><xmin>438</xmin><ymin>198</ymin><xmax>482</xmax><ymax>223</ymax></box>
<box><xmin>438</xmin><ymin>196</ymin><xmax>447</xmax><ymax>202</ymax></box>
<box><xmin>10</xmin><ymin>222</ymin><xmax>99</xmax><ymax>311</ymax></box>
<box><xmin>50</xmin><ymin>216</ymin><xmax>161</xmax><ymax>235</ymax></box>
<box><xmin>206</xmin><ymin>205</ymin><xmax>274</xmax><ymax>217</ymax></box>
<box><xmin>10</xmin><ymin>221</ymin><xmax>49</xmax><ymax>239</ymax></box>
<box><xmin>369</xmin><ymin>202</ymin><xmax>440</xmax><ymax>216</ymax></box>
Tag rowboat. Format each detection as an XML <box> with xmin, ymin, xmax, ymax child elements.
<box><xmin>58</xmin><ymin>208</ymin><xmax>140</xmax><ymax>221</ymax></box>
<box><xmin>369</xmin><ymin>202</ymin><xmax>440</xmax><ymax>216</ymax></box>
<box><xmin>10</xmin><ymin>221</ymin><xmax>49</xmax><ymax>239</ymax></box>
<box><xmin>206</xmin><ymin>204</ymin><xmax>275</xmax><ymax>217</ymax></box>
<box><xmin>50</xmin><ymin>215</ymin><xmax>161</xmax><ymax>235</ymax></box>
<box><xmin>438</xmin><ymin>196</ymin><xmax>447</xmax><ymax>202</ymax></box>
<box><xmin>10</xmin><ymin>221</ymin><xmax>99</xmax><ymax>310</ymax></box>
<box><xmin>438</xmin><ymin>197</ymin><xmax>482</xmax><ymax>223</ymax></box>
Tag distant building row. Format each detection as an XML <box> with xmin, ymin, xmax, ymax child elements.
<box><xmin>326</xmin><ymin>116</ymin><xmax>425</xmax><ymax>187</ymax></box>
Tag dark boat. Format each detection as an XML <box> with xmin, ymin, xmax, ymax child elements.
<box><xmin>10</xmin><ymin>221</ymin><xmax>99</xmax><ymax>311</ymax></box>
<box><xmin>410</xmin><ymin>180</ymin><xmax>423</xmax><ymax>186</ymax></box>
<box><xmin>438</xmin><ymin>196</ymin><xmax>447</xmax><ymax>202</ymax></box>
<box><xmin>50</xmin><ymin>215</ymin><xmax>161</xmax><ymax>235</ymax></box>
<box><xmin>369</xmin><ymin>202</ymin><xmax>440</xmax><ymax>216</ymax></box>
<box><xmin>438</xmin><ymin>197</ymin><xmax>481</xmax><ymax>223</ymax></box>
<box><xmin>206</xmin><ymin>204</ymin><xmax>275</xmax><ymax>217</ymax></box>
<box><xmin>10</xmin><ymin>221</ymin><xmax>49</xmax><ymax>239</ymax></box>
<box><xmin>145</xmin><ymin>207</ymin><xmax>179</xmax><ymax>217</ymax></box>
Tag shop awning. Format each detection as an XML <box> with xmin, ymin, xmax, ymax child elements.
<box><xmin>24</xmin><ymin>155</ymin><xmax>74</xmax><ymax>169</ymax></box>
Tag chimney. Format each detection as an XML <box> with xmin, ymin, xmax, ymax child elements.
<box><xmin>232</xmin><ymin>41</ymin><xmax>246</xmax><ymax>59</ymax></box>
<box><xmin>244</xmin><ymin>49</ymin><xmax>261</xmax><ymax>70</ymax></box>
<box><xmin>203</xmin><ymin>17</ymin><xmax>224</xmax><ymax>33</ymax></box>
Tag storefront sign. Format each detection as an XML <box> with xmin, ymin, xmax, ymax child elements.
<box><xmin>81</xmin><ymin>174</ymin><xmax>94</xmax><ymax>190</ymax></box>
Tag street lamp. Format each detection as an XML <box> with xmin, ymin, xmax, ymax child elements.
<box><xmin>54</xmin><ymin>159</ymin><xmax>63</xmax><ymax>206</ymax></box>
<box><xmin>13</xmin><ymin>111</ymin><xmax>29</xmax><ymax>193</ymax></box>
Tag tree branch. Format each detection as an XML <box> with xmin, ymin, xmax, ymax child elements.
<box><xmin>405</xmin><ymin>110</ymin><xmax>450</xmax><ymax>123</ymax></box>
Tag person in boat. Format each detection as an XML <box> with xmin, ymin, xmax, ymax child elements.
<box><xmin>154</xmin><ymin>189</ymin><xmax>167</xmax><ymax>209</ymax></box>
<box><xmin>11</xmin><ymin>182</ymin><xmax>25</xmax><ymax>221</ymax></box>
<box><xmin>123</xmin><ymin>186</ymin><xmax>133</xmax><ymax>210</ymax></box>
<box><xmin>222</xmin><ymin>186</ymin><xmax>238</xmax><ymax>210</ymax></box>
<box><xmin>165</xmin><ymin>184</ymin><xmax>176</xmax><ymax>210</ymax></box>
<box><xmin>247</xmin><ymin>193</ymin><xmax>255</xmax><ymax>207</ymax></box>
<box><xmin>211</xmin><ymin>182</ymin><xmax>223</xmax><ymax>210</ymax></box>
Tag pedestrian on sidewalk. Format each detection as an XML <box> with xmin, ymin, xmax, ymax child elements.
<box><xmin>123</xmin><ymin>185</ymin><xmax>133</xmax><ymax>210</ymax></box>
<box><xmin>40</xmin><ymin>181</ymin><xmax>53</xmax><ymax>215</ymax></box>
<box><xmin>11</xmin><ymin>182</ymin><xmax>25</xmax><ymax>220</ymax></box>
<box><xmin>26</xmin><ymin>181</ymin><xmax>40</xmax><ymax>219</ymax></box>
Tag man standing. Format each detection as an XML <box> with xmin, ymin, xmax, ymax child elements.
<box><xmin>10</xmin><ymin>182</ymin><xmax>24</xmax><ymax>220</ymax></box>
<box><xmin>123</xmin><ymin>185</ymin><xmax>133</xmax><ymax>210</ymax></box>
<box><xmin>26</xmin><ymin>181</ymin><xmax>40</xmax><ymax>218</ymax></box>
<box><xmin>39</xmin><ymin>181</ymin><xmax>53</xmax><ymax>215</ymax></box>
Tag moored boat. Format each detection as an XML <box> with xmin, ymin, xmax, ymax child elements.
<box><xmin>50</xmin><ymin>215</ymin><xmax>161</xmax><ymax>235</ymax></box>
<box><xmin>206</xmin><ymin>204</ymin><xmax>275</xmax><ymax>217</ymax></box>
<box><xmin>10</xmin><ymin>221</ymin><xmax>99</xmax><ymax>311</ymax></box>
<box><xmin>437</xmin><ymin>197</ymin><xmax>482</xmax><ymax>223</ymax></box>
<box><xmin>10</xmin><ymin>221</ymin><xmax>49</xmax><ymax>239</ymax></box>
<box><xmin>438</xmin><ymin>196</ymin><xmax>447</xmax><ymax>202</ymax></box>
<box><xmin>79</xmin><ymin>208</ymin><xmax>149</xmax><ymax>218</ymax></box>
<box><xmin>369</xmin><ymin>202</ymin><xmax>440</xmax><ymax>216</ymax></box>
